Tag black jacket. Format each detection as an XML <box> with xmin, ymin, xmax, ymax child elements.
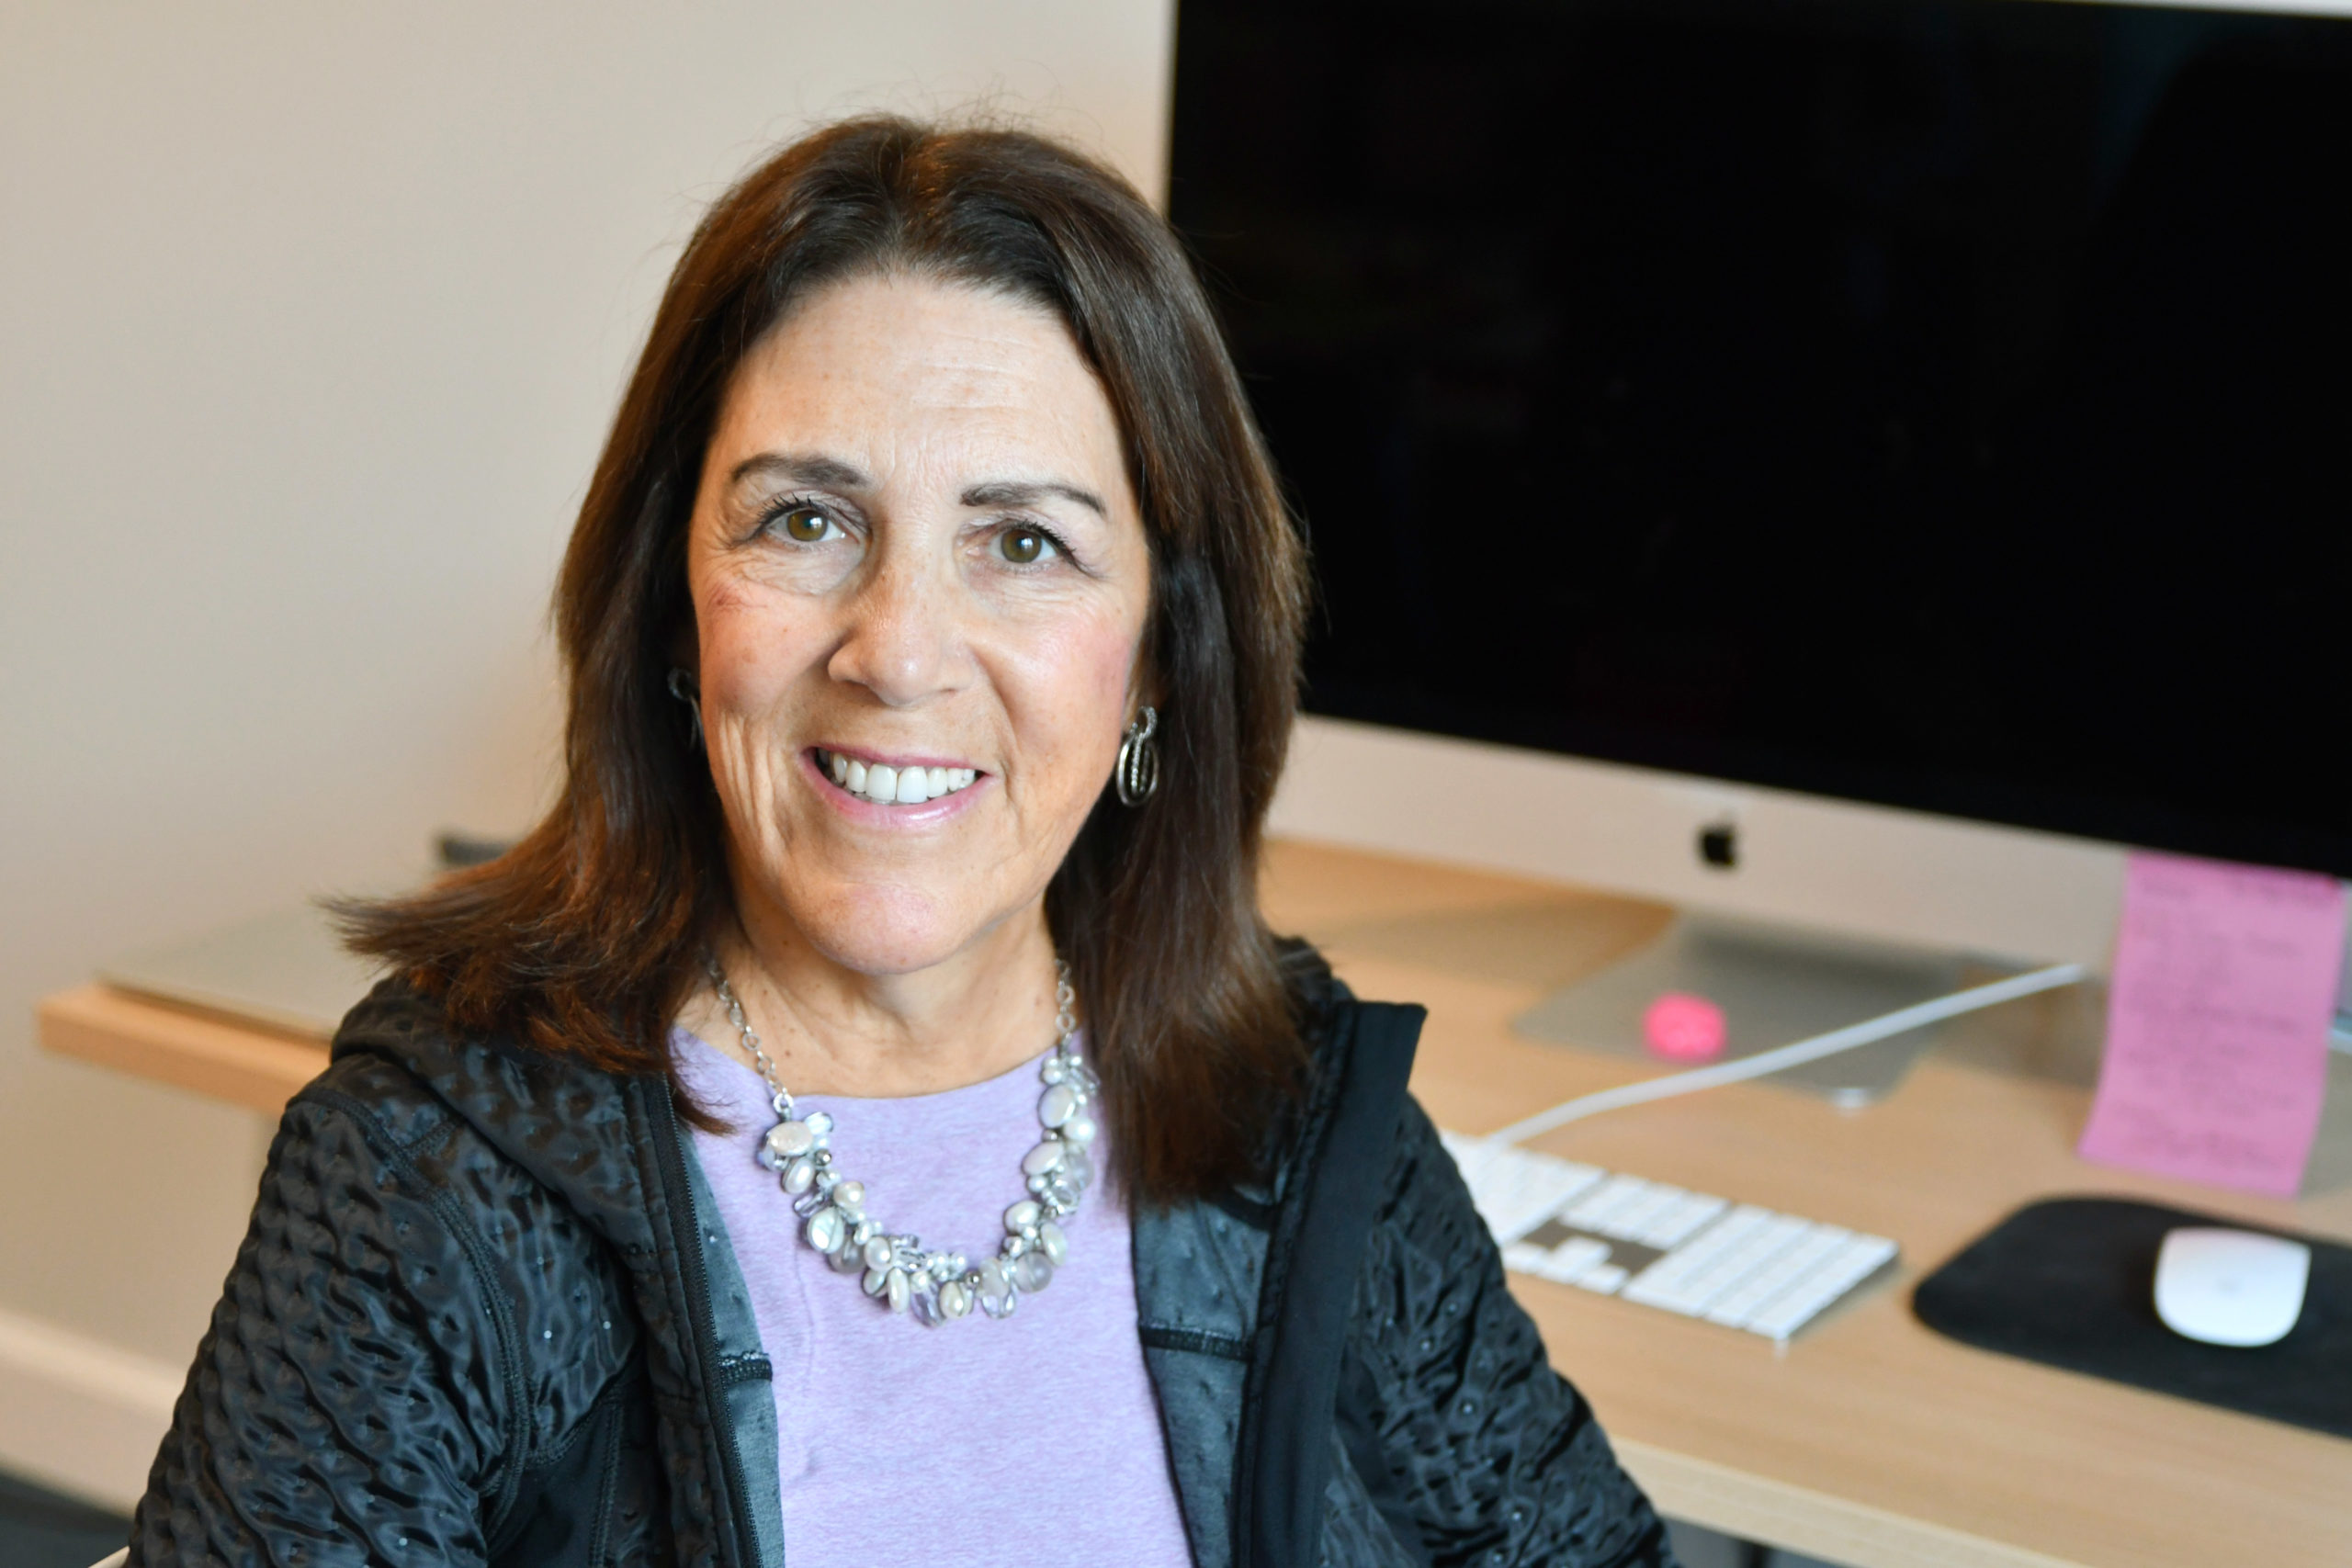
<box><xmin>130</xmin><ymin>957</ymin><xmax>1673</xmax><ymax>1567</ymax></box>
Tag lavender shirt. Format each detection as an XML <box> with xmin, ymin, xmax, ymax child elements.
<box><xmin>673</xmin><ymin>1030</ymin><xmax>1194</xmax><ymax>1566</ymax></box>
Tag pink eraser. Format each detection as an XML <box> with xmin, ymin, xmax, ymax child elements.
<box><xmin>1642</xmin><ymin>992</ymin><xmax>1727</xmax><ymax>1061</ymax></box>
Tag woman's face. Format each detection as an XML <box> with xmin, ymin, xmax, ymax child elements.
<box><xmin>684</xmin><ymin>273</ymin><xmax>1152</xmax><ymax>977</ymax></box>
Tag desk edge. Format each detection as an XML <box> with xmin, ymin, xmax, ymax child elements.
<box><xmin>38</xmin><ymin>985</ymin><xmax>327</xmax><ymax>1115</ymax></box>
<box><xmin>1618</xmin><ymin>1438</ymin><xmax>2088</xmax><ymax>1568</ymax></box>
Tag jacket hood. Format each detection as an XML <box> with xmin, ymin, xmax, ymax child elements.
<box><xmin>329</xmin><ymin>978</ymin><xmax>666</xmax><ymax>1258</ymax></box>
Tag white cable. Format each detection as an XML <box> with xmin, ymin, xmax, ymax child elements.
<box><xmin>1486</xmin><ymin>962</ymin><xmax>2089</xmax><ymax>1146</ymax></box>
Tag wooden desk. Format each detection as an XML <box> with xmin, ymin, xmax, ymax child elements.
<box><xmin>40</xmin><ymin>839</ymin><xmax>2352</xmax><ymax>1567</ymax></box>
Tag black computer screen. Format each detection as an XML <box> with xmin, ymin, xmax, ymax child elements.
<box><xmin>1169</xmin><ymin>0</ymin><xmax>2352</xmax><ymax>875</ymax></box>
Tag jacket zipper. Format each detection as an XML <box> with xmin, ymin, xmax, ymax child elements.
<box><xmin>648</xmin><ymin>1077</ymin><xmax>768</xmax><ymax>1566</ymax></box>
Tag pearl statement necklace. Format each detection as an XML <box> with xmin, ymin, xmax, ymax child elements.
<box><xmin>706</xmin><ymin>955</ymin><xmax>1098</xmax><ymax>1325</ymax></box>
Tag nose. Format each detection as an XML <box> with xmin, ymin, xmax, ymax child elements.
<box><xmin>825</xmin><ymin>554</ymin><xmax>969</xmax><ymax>706</ymax></box>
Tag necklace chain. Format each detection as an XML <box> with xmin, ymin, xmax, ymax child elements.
<box><xmin>703</xmin><ymin>954</ymin><xmax>1094</xmax><ymax>1325</ymax></box>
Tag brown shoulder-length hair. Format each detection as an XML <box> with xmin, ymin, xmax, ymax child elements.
<box><xmin>342</xmin><ymin>116</ymin><xmax>1312</xmax><ymax>1201</ymax></box>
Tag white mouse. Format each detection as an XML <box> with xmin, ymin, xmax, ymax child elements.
<box><xmin>2153</xmin><ymin>1226</ymin><xmax>2310</xmax><ymax>1348</ymax></box>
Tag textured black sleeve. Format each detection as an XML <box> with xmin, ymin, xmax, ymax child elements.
<box><xmin>1349</xmin><ymin>1097</ymin><xmax>1675</xmax><ymax>1568</ymax></box>
<box><xmin>130</xmin><ymin>1088</ymin><xmax>519</xmax><ymax>1567</ymax></box>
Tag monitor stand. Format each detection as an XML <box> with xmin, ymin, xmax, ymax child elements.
<box><xmin>1514</xmin><ymin>914</ymin><xmax>1971</xmax><ymax>1107</ymax></box>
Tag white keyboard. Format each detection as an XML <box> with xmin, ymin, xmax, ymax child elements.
<box><xmin>1442</xmin><ymin>1131</ymin><xmax>1899</xmax><ymax>1343</ymax></box>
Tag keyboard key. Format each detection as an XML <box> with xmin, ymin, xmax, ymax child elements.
<box><xmin>1575</xmin><ymin>1263</ymin><xmax>1629</xmax><ymax>1294</ymax></box>
<box><xmin>1502</xmin><ymin>1241</ymin><xmax>1553</xmax><ymax>1275</ymax></box>
<box><xmin>1599</xmin><ymin>1183</ymin><xmax>1689</xmax><ymax>1241</ymax></box>
<box><xmin>1564</xmin><ymin>1174</ymin><xmax>1656</xmax><ymax>1232</ymax></box>
<box><xmin>1635</xmin><ymin>1192</ymin><xmax>1726</xmax><ymax>1248</ymax></box>
<box><xmin>1537</xmin><ymin>1236</ymin><xmax>1613</xmax><ymax>1284</ymax></box>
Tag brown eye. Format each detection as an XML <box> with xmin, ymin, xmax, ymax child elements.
<box><xmin>999</xmin><ymin>527</ymin><xmax>1047</xmax><ymax>564</ymax></box>
<box><xmin>774</xmin><ymin>504</ymin><xmax>831</xmax><ymax>543</ymax></box>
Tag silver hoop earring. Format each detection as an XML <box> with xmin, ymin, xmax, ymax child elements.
<box><xmin>665</xmin><ymin>667</ymin><xmax>704</xmax><ymax>749</ymax></box>
<box><xmin>1115</xmin><ymin>706</ymin><xmax>1159</xmax><ymax>807</ymax></box>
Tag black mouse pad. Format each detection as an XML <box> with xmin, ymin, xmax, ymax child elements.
<box><xmin>1912</xmin><ymin>1196</ymin><xmax>2352</xmax><ymax>1439</ymax></box>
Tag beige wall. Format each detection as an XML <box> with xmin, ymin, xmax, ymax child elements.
<box><xmin>0</xmin><ymin>0</ymin><xmax>1172</xmax><ymax>1505</ymax></box>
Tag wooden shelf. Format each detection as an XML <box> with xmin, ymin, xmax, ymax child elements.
<box><xmin>39</xmin><ymin>984</ymin><xmax>328</xmax><ymax>1114</ymax></box>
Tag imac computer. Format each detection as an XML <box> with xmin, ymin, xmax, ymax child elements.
<box><xmin>1169</xmin><ymin>0</ymin><xmax>2352</xmax><ymax>1091</ymax></box>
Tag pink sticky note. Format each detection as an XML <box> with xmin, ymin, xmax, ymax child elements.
<box><xmin>2078</xmin><ymin>851</ymin><xmax>2346</xmax><ymax>1198</ymax></box>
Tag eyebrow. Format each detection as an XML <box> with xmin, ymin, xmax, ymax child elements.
<box><xmin>961</xmin><ymin>479</ymin><xmax>1109</xmax><ymax>519</ymax></box>
<box><xmin>727</xmin><ymin>452</ymin><xmax>872</xmax><ymax>491</ymax></box>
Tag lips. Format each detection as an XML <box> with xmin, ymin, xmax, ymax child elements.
<box><xmin>815</xmin><ymin>748</ymin><xmax>980</xmax><ymax>807</ymax></box>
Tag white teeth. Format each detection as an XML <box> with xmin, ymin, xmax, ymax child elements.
<box><xmin>820</xmin><ymin>750</ymin><xmax>979</xmax><ymax>806</ymax></box>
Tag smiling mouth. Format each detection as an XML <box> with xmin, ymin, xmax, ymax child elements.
<box><xmin>815</xmin><ymin>749</ymin><xmax>981</xmax><ymax>807</ymax></box>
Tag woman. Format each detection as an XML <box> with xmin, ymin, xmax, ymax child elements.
<box><xmin>130</xmin><ymin>118</ymin><xmax>1672</xmax><ymax>1567</ymax></box>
